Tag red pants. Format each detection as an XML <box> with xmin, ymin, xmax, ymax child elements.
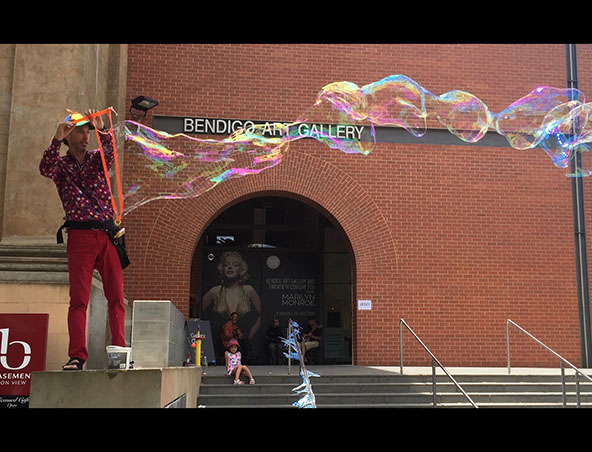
<box><xmin>66</xmin><ymin>229</ymin><xmax>126</xmax><ymax>362</ymax></box>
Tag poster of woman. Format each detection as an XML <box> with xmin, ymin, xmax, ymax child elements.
<box><xmin>201</xmin><ymin>251</ymin><xmax>262</xmax><ymax>363</ymax></box>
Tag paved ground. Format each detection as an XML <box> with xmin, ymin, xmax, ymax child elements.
<box><xmin>200</xmin><ymin>363</ymin><xmax>592</xmax><ymax>378</ymax></box>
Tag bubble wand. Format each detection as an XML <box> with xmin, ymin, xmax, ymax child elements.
<box><xmin>66</xmin><ymin>107</ymin><xmax>124</xmax><ymax>226</ymax></box>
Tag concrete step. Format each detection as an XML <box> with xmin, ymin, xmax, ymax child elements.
<box><xmin>199</xmin><ymin>389</ymin><xmax>592</xmax><ymax>407</ymax></box>
<box><xmin>201</xmin><ymin>372</ymin><xmax>590</xmax><ymax>384</ymax></box>
<box><xmin>201</xmin><ymin>378</ymin><xmax>592</xmax><ymax>391</ymax></box>
<box><xmin>197</xmin><ymin>371</ymin><xmax>592</xmax><ymax>408</ymax></box>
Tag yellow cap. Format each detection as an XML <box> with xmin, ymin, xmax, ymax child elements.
<box><xmin>64</xmin><ymin>112</ymin><xmax>94</xmax><ymax>129</ymax></box>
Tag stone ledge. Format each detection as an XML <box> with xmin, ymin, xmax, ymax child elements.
<box><xmin>29</xmin><ymin>366</ymin><xmax>201</xmax><ymax>408</ymax></box>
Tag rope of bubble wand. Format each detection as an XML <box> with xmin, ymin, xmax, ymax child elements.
<box><xmin>70</xmin><ymin>107</ymin><xmax>124</xmax><ymax>225</ymax></box>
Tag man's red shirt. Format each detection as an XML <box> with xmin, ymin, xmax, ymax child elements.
<box><xmin>40</xmin><ymin>132</ymin><xmax>115</xmax><ymax>222</ymax></box>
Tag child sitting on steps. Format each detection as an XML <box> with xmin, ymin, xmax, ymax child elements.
<box><xmin>225</xmin><ymin>339</ymin><xmax>255</xmax><ymax>385</ymax></box>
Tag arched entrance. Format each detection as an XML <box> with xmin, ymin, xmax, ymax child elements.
<box><xmin>190</xmin><ymin>195</ymin><xmax>353</xmax><ymax>365</ymax></box>
<box><xmin>125</xmin><ymin>148</ymin><xmax>398</xmax><ymax>366</ymax></box>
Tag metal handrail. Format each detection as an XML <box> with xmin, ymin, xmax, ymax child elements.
<box><xmin>399</xmin><ymin>319</ymin><xmax>479</xmax><ymax>408</ymax></box>
<box><xmin>506</xmin><ymin>319</ymin><xmax>592</xmax><ymax>407</ymax></box>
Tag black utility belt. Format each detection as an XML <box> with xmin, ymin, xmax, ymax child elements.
<box><xmin>63</xmin><ymin>220</ymin><xmax>106</xmax><ymax>230</ymax></box>
<box><xmin>56</xmin><ymin>219</ymin><xmax>130</xmax><ymax>269</ymax></box>
<box><xmin>57</xmin><ymin>219</ymin><xmax>117</xmax><ymax>242</ymax></box>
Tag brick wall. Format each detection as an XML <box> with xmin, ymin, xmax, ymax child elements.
<box><xmin>125</xmin><ymin>44</ymin><xmax>592</xmax><ymax>366</ymax></box>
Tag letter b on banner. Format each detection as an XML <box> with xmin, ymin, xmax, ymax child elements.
<box><xmin>0</xmin><ymin>328</ymin><xmax>31</xmax><ymax>370</ymax></box>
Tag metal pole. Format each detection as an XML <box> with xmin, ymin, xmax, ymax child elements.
<box><xmin>399</xmin><ymin>320</ymin><xmax>404</xmax><ymax>374</ymax></box>
<box><xmin>432</xmin><ymin>359</ymin><xmax>437</xmax><ymax>407</ymax></box>
<box><xmin>561</xmin><ymin>361</ymin><xmax>567</xmax><ymax>407</ymax></box>
<box><xmin>576</xmin><ymin>372</ymin><xmax>581</xmax><ymax>407</ymax></box>
<box><xmin>506</xmin><ymin>320</ymin><xmax>511</xmax><ymax>374</ymax></box>
<box><xmin>566</xmin><ymin>43</ymin><xmax>592</xmax><ymax>368</ymax></box>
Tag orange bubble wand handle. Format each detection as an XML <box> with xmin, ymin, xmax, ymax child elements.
<box><xmin>92</xmin><ymin>109</ymin><xmax>123</xmax><ymax>225</ymax></box>
<box><xmin>66</xmin><ymin>107</ymin><xmax>114</xmax><ymax>125</ymax></box>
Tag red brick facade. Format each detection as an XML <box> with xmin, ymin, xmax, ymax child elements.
<box><xmin>124</xmin><ymin>44</ymin><xmax>592</xmax><ymax>366</ymax></box>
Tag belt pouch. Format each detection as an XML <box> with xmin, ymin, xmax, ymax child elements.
<box><xmin>101</xmin><ymin>220</ymin><xmax>130</xmax><ymax>270</ymax></box>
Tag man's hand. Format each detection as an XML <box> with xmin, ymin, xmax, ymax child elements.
<box><xmin>87</xmin><ymin>108</ymin><xmax>104</xmax><ymax>130</ymax></box>
<box><xmin>53</xmin><ymin>108</ymin><xmax>105</xmax><ymax>141</ymax></box>
<box><xmin>54</xmin><ymin>120</ymin><xmax>75</xmax><ymax>141</ymax></box>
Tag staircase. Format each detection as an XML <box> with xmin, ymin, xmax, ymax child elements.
<box><xmin>0</xmin><ymin>244</ymin><xmax>68</xmax><ymax>281</ymax></box>
<box><xmin>197</xmin><ymin>367</ymin><xmax>592</xmax><ymax>408</ymax></box>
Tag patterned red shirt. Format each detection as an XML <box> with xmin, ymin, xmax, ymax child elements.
<box><xmin>39</xmin><ymin>132</ymin><xmax>115</xmax><ymax>222</ymax></box>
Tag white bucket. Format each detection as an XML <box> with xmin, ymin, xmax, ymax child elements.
<box><xmin>106</xmin><ymin>345</ymin><xmax>132</xmax><ymax>370</ymax></box>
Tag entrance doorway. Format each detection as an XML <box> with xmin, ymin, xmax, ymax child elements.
<box><xmin>190</xmin><ymin>195</ymin><xmax>353</xmax><ymax>365</ymax></box>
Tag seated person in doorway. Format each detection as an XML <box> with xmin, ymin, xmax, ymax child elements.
<box><xmin>221</xmin><ymin>312</ymin><xmax>250</xmax><ymax>360</ymax></box>
<box><xmin>301</xmin><ymin>315</ymin><xmax>323</xmax><ymax>364</ymax></box>
<box><xmin>265</xmin><ymin>317</ymin><xmax>284</xmax><ymax>365</ymax></box>
<box><xmin>222</xmin><ymin>311</ymin><xmax>242</xmax><ymax>348</ymax></box>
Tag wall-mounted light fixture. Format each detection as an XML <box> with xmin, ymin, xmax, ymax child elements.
<box><xmin>130</xmin><ymin>95</ymin><xmax>159</xmax><ymax>121</ymax></box>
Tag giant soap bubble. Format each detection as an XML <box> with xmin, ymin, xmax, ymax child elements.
<box><xmin>73</xmin><ymin>75</ymin><xmax>592</xmax><ymax>218</ymax></box>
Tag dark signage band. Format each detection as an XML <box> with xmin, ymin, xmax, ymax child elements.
<box><xmin>153</xmin><ymin>115</ymin><xmax>368</xmax><ymax>139</ymax></box>
<box><xmin>152</xmin><ymin>115</ymin><xmax>511</xmax><ymax>148</ymax></box>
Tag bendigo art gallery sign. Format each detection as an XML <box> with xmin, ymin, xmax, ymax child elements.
<box><xmin>153</xmin><ymin>115</ymin><xmax>368</xmax><ymax>141</ymax></box>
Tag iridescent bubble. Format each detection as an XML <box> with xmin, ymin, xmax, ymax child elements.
<box><xmin>118</xmin><ymin>121</ymin><xmax>289</xmax><ymax>215</ymax></box>
<box><xmin>106</xmin><ymin>75</ymin><xmax>592</xmax><ymax>217</ymax></box>
<box><xmin>296</xmin><ymin>81</ymin><xmax>375</xmax><ymax>155</ymax></box>
<box><xmin>427</xmin><ymin>89</ymin><xmax>492</xmax><ymax>143</ymax></box>
<box><xmin>493</xmin><ymin>86</ymin><xmax>583</xmax><ymax>151</ymax></box>
<box><xmin>361</xmin><ymin>75</ymin><xmax>429</xmax><ymax>137</ymax></box>
<box><xmin>307</xmin><ymin>76</ymin><xmax>592</xmax><ymax>175</ymax></box>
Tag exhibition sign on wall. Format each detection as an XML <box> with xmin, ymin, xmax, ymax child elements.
<box><xmin>0</xmin><ymin>314</ymin><xmax>48</xmax><ymax>408</ymax></box>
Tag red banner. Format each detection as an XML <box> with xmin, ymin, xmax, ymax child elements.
<box><xmin>0</xmin><ymin>314</ymin><xmax>49</xmax><ymax>408</ymax></box>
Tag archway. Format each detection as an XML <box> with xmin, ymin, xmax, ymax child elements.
<box><xmin>190</xmin><ymin>195</ymin><xmax>354</xmax><ymax>365</ymax></box>
<box><xmin>123</xmin><ymin>148</ymin><xmax>398</xmax><ymax>366</ymax></box>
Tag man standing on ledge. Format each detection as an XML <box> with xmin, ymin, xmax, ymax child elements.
<box><xmin>39</xmin><ymin>110</ymin><xmax>126</xmax><ymax>371</ymax></box>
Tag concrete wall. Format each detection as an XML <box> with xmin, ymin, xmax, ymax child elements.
<box><xmin>30</xmin><ymin>366</ymin><xmax>201</xmax><ymax>408</ymax></box>
<box><xmin>1</xmin><ymin>44</ymin><xmax>127</xmax><ymax>244</ymax></box>
<box><xmin>131</xmin><ymin>300</ymin><xmax>186</xmax><ymax>368</ymax></box>
<box><xmin>0</xmin><ymin>44</ymin><xmax>129</xmax><ymax>370</ymax></box>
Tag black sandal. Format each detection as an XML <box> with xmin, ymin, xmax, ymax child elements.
<box><xmin>62</xmin><ymin>357</ymin><xmax>84</xmax><ymax>371</ymax></box>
